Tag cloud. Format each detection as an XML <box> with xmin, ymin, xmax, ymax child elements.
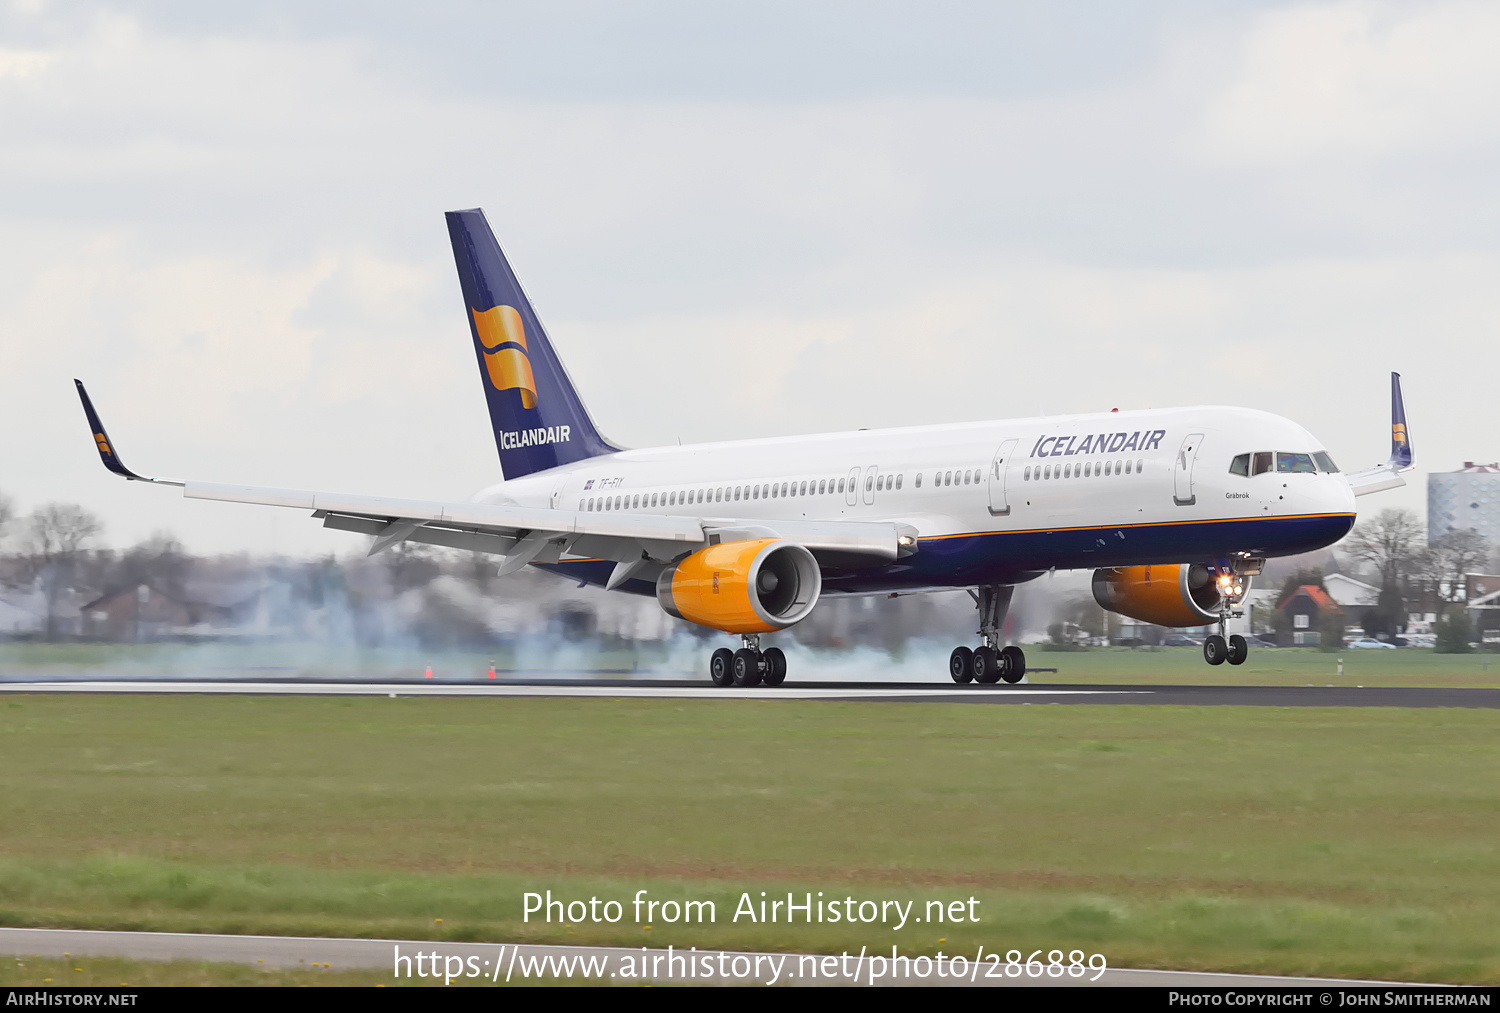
<box><xmin>1200</xmin><ymin>0</ymin><xmax>1500</xmax><ymax>162</ymax></box>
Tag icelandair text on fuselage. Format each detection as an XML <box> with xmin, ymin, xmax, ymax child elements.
<box><xmin>524</xmin><ymin>890</ymin><xmax>979</xmax><ymax>930</ymax></box>
<box><xmin>499</xmin><ymin>425</ymin><xmax>570</xmax><ymax>450</ymax></box>
<box><xmin>1030</xmin><ymin>429</ymin><xmax>1166</xmax><ymax>458</ymax></box>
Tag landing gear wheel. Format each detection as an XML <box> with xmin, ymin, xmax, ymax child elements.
<box><xmin>1000</xmin><ymin>645</ymin><xmax>1026</xmax><ymax>684</ymax></box>
<box><xmin>762</xmin><ymin>647</ymin><xmax>787</xmax><ymax>686</ymax></box>
<box><xmin>949</xmin><ymin>646</ymin><xmax>974</xmax><ymax>684</ymax></box>
<box><xmin>972</xmin><ymin>646</ymin><xmax>1001</xmax><ymax>684</ymax></box>
<box><xmin>1203</xmin><ymin>634</ymin><xmax>1227</xmax><ymax>666</ymax></box>
<box><xmin>1226</xmin><ymin>634</ymin><xmax>1248</xmax><ymax>666</ymax></box>
<box><xmin>732</xmin><ymin>648</ymin><xmax>763</xmax><ymax>687</ymax></box>
<box><xmin>709</xmin><ymin>648</ymin><xmax>735</xmax><ymax>687</ymax></box>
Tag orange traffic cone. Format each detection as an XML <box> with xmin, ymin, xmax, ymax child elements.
<box><xmin>488</xmin><ymin>661</ymin><xmax>497</xmax><ymax>679</ymax></box>
<box><xmin>424</xmin><ymin>665</ymin><xmax>433</xmax><ymax>679</ymax></box>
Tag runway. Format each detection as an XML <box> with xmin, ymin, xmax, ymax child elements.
<box><xmin>0</xmin><ymin>927</ymin><xmax>1442</xmax><ymax>988</ymax></box>
<box><xmin>3</xmin><ymin>677</ymin><xmax>1499</xmax><ymax>707</ymax></box>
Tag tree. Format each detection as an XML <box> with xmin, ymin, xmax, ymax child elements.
<box><xmin>1340</xmin><ymin>509</ymin><xmax>1422</xmax><ymax>634</ymax></box>
<box><xmin>0</xmin><ymin>490</ymin><xmax>14</xmax><ymax>545</ymax></box>
<box><xmin>113</xmin><ymin>532</ymin><xmax>190</xmax><ymax>601</ymax></box>
<box><xmin>20</xmin><ymin>503</ymin><xmax>103</xmax><ymax>638</ymax></box>
<box><xmin>1434</xmin><ymin>610</ymin><xmax>1474</xmax><ymax>654</ymax></box>
<box><xmin>1412</xmin><ymin>529</ymin><xmax>1490</xmax><ymax>618</ymax></box>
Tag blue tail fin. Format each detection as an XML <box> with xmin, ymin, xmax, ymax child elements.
<box><xmin>446</xmin><ymin>208</ymin><xmax>621</xmax><ymax>479</ymax></box>
<box><xmin>1389</xmin><ymin>371</ymin><xmax>1412</xmax><ymax>469</ymax></box>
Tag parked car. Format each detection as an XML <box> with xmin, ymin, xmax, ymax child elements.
<box><xmin>1161</xmin><ymin>634</ymin><xmax>1203</xmax><ymax>647</ymax></box>
<box><xmin>1246</xmin><ymin>635</ymin><xmax>1279</xmax><ymax>648</ymax></box>
<box><xmin>1347</xmin><ymin>637</ymin><xmax>1397</xmax><ymax>649</ymax></box>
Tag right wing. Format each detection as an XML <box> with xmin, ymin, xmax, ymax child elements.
<box><xmin>1344</xmin><ymin>371</ymin><xmax>1415</xmax><ymax>497</ymax></box>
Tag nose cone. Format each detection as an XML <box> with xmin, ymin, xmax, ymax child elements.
<box><xmin>1294</xmin><ymin>473</ymin><xmax>1357</xmax><ymax>549</ymax></box>
<box><xmin>1316</xmin><ymin>472</ymin><xmax>1359</xmax><ymax>518</ymax></box>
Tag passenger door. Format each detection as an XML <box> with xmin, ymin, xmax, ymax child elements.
<box><xmin>1173</xmin><ymin>433</ymin><xmax>1203</xmax><ymax>506</ymax></box>
<box><xmin>987</xmin><ymin>439</ymin><xmax>1018</xmax><ymax>516</ymax></box>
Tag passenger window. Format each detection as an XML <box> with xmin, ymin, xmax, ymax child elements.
<box><xmin>1137</xmin><ymin>459</ymin><xmax>1143</xmax><ymax>473</ymax></box>
<box><xmin>1044</xmin><ymin>465</ymin><xmax>1051</xmax><ymax>479</ymax></box>
<box><xmin>1277</xmin><ymin>453</ymin><xmax>1316</xmax><ymax>474</ymax></box>
<box><xmin>1314</xmin><ymin>452</ymin><xmax>1338</xmax><ymax>473</ymax></box>
<box><xmin>1230</xmin><ymin>454</ymin><xmax>1250</xmax><ymax>477</ymax></box>
<box><xmin>866</xmin><ymin>475</ymin><xmax>874</xmax><ymax>491</ymax></box>
<box><xmin>1252</xmin><ymin>452</ymin><xmax>1273</xmax><ymax>476</ymax></box>
<box><xmin>1124</xmin><ymin>461</ymin><xmax>1132</xmax><ymax>475</ymax></box>
<box><xmin>895</xmin><ymin>474</ymin><xmax>903</xmax><ymax>490</ymax></box>
<box><xmin>915</xmin><ymin>473</ymin><xmax>922</xmax><ymax>488</ymax></box>
<box><xmin>838</xmin><ymin>479</ymin><xmax>845</xmax><ymax>493</ymax></box>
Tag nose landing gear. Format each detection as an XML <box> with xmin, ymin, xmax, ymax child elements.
<box><xmin>1202</xmin><ymin>563</ymin><xmax>1253</xmax><ymax>666</ymax></box>
<box><xmin>949</xmin><ymin>585</ymin><xmax>1027</xmax><ymax>685</ymax></box>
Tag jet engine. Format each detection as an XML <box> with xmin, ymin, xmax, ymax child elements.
<box><xmin>1091</xmin><ymin>564</ymin><xmax>1248</xmax><ymax>628</ymax></box>
<box><xmin>656</xmin><ymin>538</ymin><xmax>821</xmax><ymax>634</ymax></box>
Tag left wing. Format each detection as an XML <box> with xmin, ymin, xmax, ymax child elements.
<box><xmin>75</xmin><ymin>381</ymin><xmax>916</xmax><ymax>582</ymax></box>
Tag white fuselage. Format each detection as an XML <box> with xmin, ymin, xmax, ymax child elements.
<box><xmin>473</xmin><ymin>405</ymin><xmax>1357</xmax><ymax>592</ymax></box>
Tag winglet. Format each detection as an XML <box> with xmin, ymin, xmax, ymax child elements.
<box><xmin>74</xmin><ymin>380</ymin><xmax>182</xmax><ymax>486</ymax></box>
<box><xmin>1389</xmin><ymin>371</ymin><xmax>1412</xmax><ymax>470</ymax></box>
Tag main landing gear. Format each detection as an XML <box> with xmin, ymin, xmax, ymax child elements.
<box><xmin>709</xmin><ymin>635</ymin><xmax>787</xmax><ymax>688</ymax></box>
<box><xmin>949</xmin><ymin>585</ymin><xmax>1026</xmax><ymax>685</ymax></box>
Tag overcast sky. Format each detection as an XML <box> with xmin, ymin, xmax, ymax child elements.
<box><xmin>1</xmin><ymin>0</ymin><xmax>1496</xmax><ymax>556</ymax></box>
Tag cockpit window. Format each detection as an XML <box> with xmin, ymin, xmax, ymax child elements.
<box><xmin>1313</xmin><ymin>451</ymin><xmax>1339</xmax><ymax>473</ymax></box>
<box><xmin>1252</xmin><ymin>452</ymin><xmax>1274</xmax><ymax>476</ymax></box>
<box><xmin>1229</xmin><ymin>454</ymin><xmax>1250</xmax><ymax>477</ymax></box>
<box><xmin>1277</xmin><ymin>452</ymin><xmax>1316</xmax><ymax>474</ymax></box>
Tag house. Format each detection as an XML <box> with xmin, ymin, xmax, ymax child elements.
<box><xmin>1322</xmin><ymin>573</ymin><xmax>1379</xmax><ymax>609</ymax></box>
<box><xmin>80</xmin><ymin>584</ymin><xmax>231</xmax><ymax>642</ymax></box>
<box><xmin>1277</xmin><ymin>585</ymin><xmax>1343</xmax><ymax>646</ymax></box>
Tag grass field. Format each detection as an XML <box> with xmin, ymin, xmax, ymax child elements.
<box><xmin>2</xmin><ymin>693</ymin><xmax>1498</xmax><ymax>985</ymax></box>
<box><xmin>0</xmin><ymin>954</ymin><xmax>466</xmax><ymax>988</ymax></box>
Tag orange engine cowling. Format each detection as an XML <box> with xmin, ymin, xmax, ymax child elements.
<box><xmin>656</xmin><ymin>538</ymin><xmax>822</xmax><ymax>634</ymax></box>
<box><xmin>1091</xmin><ymin>564</ymin><xmax>1230</xmax><ymax>628</ymax></box>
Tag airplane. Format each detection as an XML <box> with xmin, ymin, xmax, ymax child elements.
<box><xmin>75</xmin><ymin>208</ymin><xmax>1415</xmax><ymax>686</ymax></box>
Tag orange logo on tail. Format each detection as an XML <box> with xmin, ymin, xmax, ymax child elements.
<box><xmin>471</xmin><ymin>305</ymin><xmax>537</xmax><ymax>408</ymax></box>
<box><xmin>1393</xmin><ymin>422</ymin><xmax>1407</xmax><ymax>445</ymax></box>
<box><xmin>94</xmin><ymin>433</ymin><xmax>112</xmax><ymax>456</ymax></box>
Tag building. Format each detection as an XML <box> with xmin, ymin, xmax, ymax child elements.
<box><xmin>1322</xmin><ymin>573</ymin><xmax>1379</xmax><ymax>609</ymax></box>
<box><xmin>1277</xmin><ymin>585</ymin><xmax>1343</xmax><ymax>647</ymax></box>
<box><xmin>1428</xmin><ymin>462</ymin><xmax>1500</xmax><ymax>550</ymax></box>
<box><xmin>80</xmin><ymin>584</ymin><xmax>231</xmax><ymax>641</ymax></box>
